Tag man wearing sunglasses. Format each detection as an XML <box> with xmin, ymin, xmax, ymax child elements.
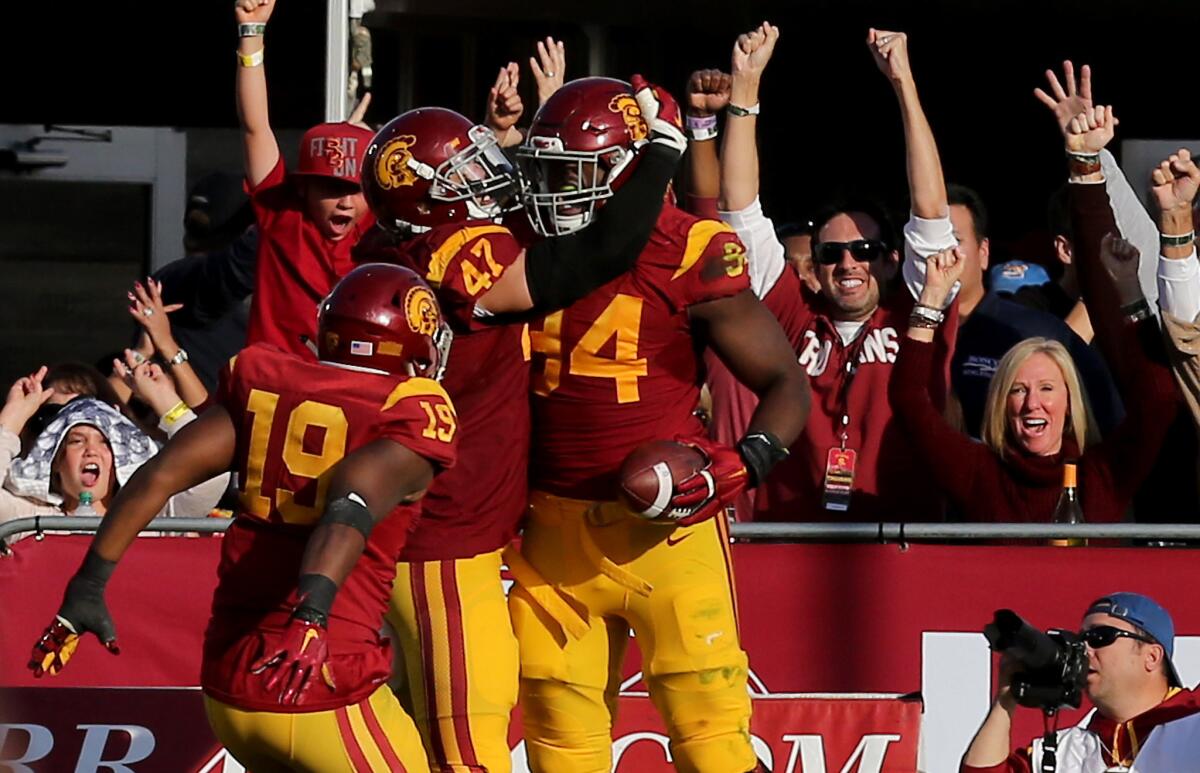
<box><xmin>714</xmin><ymin>27</ymin><xmax>959</xmax><ymax>521</ymax></box>
<box><xmin>962</xmin><ymin>592</ymin><xmax>1199</xmax><ymax>772</ymax></box>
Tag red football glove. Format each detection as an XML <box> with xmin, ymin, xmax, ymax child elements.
<box><xmin>250</xmin><ymin>614</ymin><xmax>338</xmax><ymax>705</ymax></box>
<box><xmin>29</xmin><ymin>555</ymin><xmax>121</xmax><ymax>678</ymax></box>
<box><xmin>668</xmin><ymin>435</ymin><xmax>750</xmax><ymax>526</ymax></box>
<box><xmin>631</xmin><ymin>73</ymin><xmax>686</xmax><ymax>155</ymax></box>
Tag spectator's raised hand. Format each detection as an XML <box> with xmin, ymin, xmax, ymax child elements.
<box><xmin>1065</xmin><ymin>104</ymin><xmax>1118</xmax><ymax>155</ymax></box>
<box><xmin>114</xmin><ymin>351</ymin><xmax>182</xmax><ymax>418</ymax></box>
<box><xmin>0</xmin><ymin>366</ymin><xmax>55</xmax><ymax>435</ymax></box>
<box><xmin>127</xmin><ymin>278</ymin><xmax>184</xmax><ymax>356</ymax></box>
<box><xmin>1150</xmin><ymin>148</ymin><xmax>1200</xmax><ymax>215</ymax></box>
<box><xmin>235</xmin><ymin>0</ymin><xmax>274</xmax><ymax>24</ymax></box>
<box><xmin>1098</xmin><ymin>233</ymin><xmax>1144</xmax><ymax>305</ymax></box>
<box><xmin>685</xmin><ymin>69</ymin><xmax>731</xmax><ymax>117</ymax></box>
<box><xmin>1034</xmin><ymin>61</ymin><xmax>1093</xmax><ymax>143</ymax></box>
<box><xmin>485</xmin><ymin>63</ymin><xmax>524</xmax><ymax>148</ymax></box>
<box><xmin>529</xmin><ymin>36</ymin><xmax>566</xmax><ymax>106</ymax></box>
<box><xmin>919</xmin><ymin>247</ymin><xmax>967</xmax><ymax>309</ymax></box>
<box><xmin>731</xmin><ymin>22</ymin><xmax>780</xmax><ymax>81</ymax></box>
<box><xmin>867</xmin><ymin>28</ymin><xmax>911</xmax><ymax>85</ymax></box>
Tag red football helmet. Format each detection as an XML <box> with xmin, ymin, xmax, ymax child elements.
<box><xmin>362</xmin><ymin>107</ymin><xmax>517</xmax><ymax>233</ymax></box>
<box><xmin>516</xmin><ymin>77</ymin><xmax>649</xmax><ymax>236</ymax></box>
<box><xmin>317</xmin><ymin>263</ymin><xmax>449</xmax><ymax>379</ymax></box>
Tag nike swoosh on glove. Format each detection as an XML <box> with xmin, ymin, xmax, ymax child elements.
<box><xmin>250</xmin><ymin>612</ymin><xmax>338</xmax><ymax>705</ymax></box>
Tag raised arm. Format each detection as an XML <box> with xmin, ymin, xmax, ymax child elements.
<box><xmin>869</xmin><ymin>30</ymin><xmax>957</xmax><ymax>303</ymax></box>
<box><xmin>891</xmin><ymin>247</ymin><xmax>990</xmax><ymax>506</ymax></box>
<box><xmin>484</xmin><ymin>62</ymin><xmax>524</xmax><ymax>149</ymax></box>
<box><xmin>716</xmin><ymin>23</ymin><xmax>790</xmax><ymax>300</ymax></box>
<box><xmin>235</xmin><ymin>0</ymin><xmax>282</xmax><ymax>187</ymax></box>
<box><xmin>869</xmin><ymin>29</ymin><xmax>946</xmax><ymax>219</ymax></box>
<box><xmin>1151</xmin><ymin>149</ymin><xmax>1200</xmax><ymax>322</ymax></box>
<box><xmin>529</xmin><ymin>36</ymin><xmax>566</xmax><ymax>108</ymax></box>
<box><xmin>683</xmin><ymin>69</ymin><xmax>730</xmax><ymax>216</ymax></box>
<box><xmin>719</xmin><ymin>22</ymin><xmax>778</xmax><ymax>212</ymax></box>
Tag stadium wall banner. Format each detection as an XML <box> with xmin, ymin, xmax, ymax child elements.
<box><xmin>0</xmin><ymin>689</ymin><xmax>919</xmax><ymax>773</ymax></box>
<box><xmin>1</xmin><ymin>536</ymin><xmax>1197</xmax><ymax>772</ymax></box>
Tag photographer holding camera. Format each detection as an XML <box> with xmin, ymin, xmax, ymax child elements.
<box><xmin>963</xmin><ymin>593</ymin><xmax>1198</xmax><ymax>772</ymax></box>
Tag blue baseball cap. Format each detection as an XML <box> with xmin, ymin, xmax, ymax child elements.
<box><xmin>989</xmin><ymin>260</ymin><xmax>1051</xmax><ymax>295</ymax></box>
<box><xmin>1085</xmin><ymin>592</ymin><xmax>1182</xmax><ymax>687</ymax></box>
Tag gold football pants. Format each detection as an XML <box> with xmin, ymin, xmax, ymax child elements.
<box><xmin>507</xmin><ymin>491</ymin><xmax>754</xmax><ymax>773</ymax></box>
<box><xmin>204</xmin><ymin>683</ymin><xmax>427</xmax><ymax>772</ymax></box>
<box><xmin>387</xmin><ymin>548</ymin><xmax>519</xmax><ymax>772</ymax></box>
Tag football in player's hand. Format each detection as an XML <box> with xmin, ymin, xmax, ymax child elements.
<box><xmin>618</xmin><ymin>440</ymin><xmax>706</xmax><ymax>521</ymax></box>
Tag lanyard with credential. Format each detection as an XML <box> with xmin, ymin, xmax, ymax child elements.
<box><xmin>821</xmin><ymin>329</ymin><xmax>869</xmax><ymax>513</ymax></box>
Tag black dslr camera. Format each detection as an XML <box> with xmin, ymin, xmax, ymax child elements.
<box><xmin>983</xmin><ymin>609</ymin><xmax>1088</xmax><ymax>711</ymax></box>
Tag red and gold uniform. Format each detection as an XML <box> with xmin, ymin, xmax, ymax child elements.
<box><xmin>201</xmin><ymin>343</ymin><xmax>457</xmax><ymax>772</ymax></box>
<box><xmin>512</xmin><ymin>205</ymin><xmax>757</xmax><ymax>773</ymax></box>
<box><xmin>366</xmin><ymin>222</ymin><xmax>529</xmax><ymax>772</ymax></box>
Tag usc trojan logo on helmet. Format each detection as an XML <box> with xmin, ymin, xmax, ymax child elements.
<box><xmin>404</xmin><ymin>286</ymin><xmax>439</xmax><ymax>336</ymax></box>
<box><xmin>374</xmin><ymin>134</ymin><xmax>420</xmax><ymax>190</ymax></box>
<box><xmin>607</xmin><ymin>94</ymin><xmax>648</xmax><ymax>142</ymax></box>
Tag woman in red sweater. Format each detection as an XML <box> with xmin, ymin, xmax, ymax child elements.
<box><xmin>890</xmin><ymin>236</ymin><xmax>1178</xmax><ymax>523</ymax></box>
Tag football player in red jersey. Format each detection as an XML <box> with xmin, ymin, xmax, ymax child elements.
<box><xmin>29</xmin><ymin>264</ymin><xmax>460</xmax><ymax>772</ymax></box>
<box><xmin>510</xmin><ymin>77</ymin><xmax>810</xmax><ymax>773</ymax></box>
<box><xmin>355</xmin><ymin>85</ymin><xmax>687</xmax><ymax>772</ymax></box>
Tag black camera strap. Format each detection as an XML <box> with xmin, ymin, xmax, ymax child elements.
<box><xmin>1041</xmin><ymin>709</ymin><xmax>1060</xmax><ymax>773</ymax></box>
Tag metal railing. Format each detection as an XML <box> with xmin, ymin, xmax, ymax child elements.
<box><xmin>3</xmin><ymin>515</ymin><xmax>1199</xmax><ymax>545</ymax></box>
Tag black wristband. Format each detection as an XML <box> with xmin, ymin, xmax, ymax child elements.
<box><xmin>736</xmin><ymin>431</ymin><xmax>790</xmax><ymax>488</ymax></box>
<box><xmin>1121</xmin><ymin>297</ymin><xmax>1152</xmax><ymax>323</ymax></box>
<box><xmin>523</xmin><ymin>142</ymin><xmax>678</xmax><ymax>312</ymax></box>
<box><xmin>294</xmin><ymin>573</ymin><xmax>339</xmax><ymax>627</ymax></box>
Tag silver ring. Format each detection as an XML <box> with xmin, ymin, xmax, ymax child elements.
<box><xmin>881</xmin><ymin>35</ymin><xmax>894</xmax><ymax>45</ymax></box>
<box><xmin>142</xmin><ymin>307</ymin><xmax>155</xmax><ymax>317</ymax></box>
<box><xmin>132</xmin><ymin>351</ymin><xmax>146</xmax><ymax>364</ymax></box>
<box><xmin>546</xmin><ymin>71</ymin><xmax>556</xmax><ymax>78</ymax></box>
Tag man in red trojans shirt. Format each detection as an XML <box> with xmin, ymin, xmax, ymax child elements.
<box><xmin>510</xmin><ymin>75</ymin><xmax>809</xmax><ymax>773</ymax></box>
<box><xmin>235</xmin><ymin>0</ymin><xmax>377</xmax><ymax>356</ymax></box>
<box><xmin>708</xmin><ymin>25</ymin><xmax>960</xmax><ymax>521</ymax></box>
<box><xmin>30</xmin><ymin>265</ymin><xmax>459</xmax><ymax>771</ymax></box>
<box><xmin>356</xmin><ymin>81</ymin><xmax>687</xmax><ymax>772</ymax></box>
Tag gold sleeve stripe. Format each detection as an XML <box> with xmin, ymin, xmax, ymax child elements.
<box><xmin>227</xmin><ymin>354</ymin><xmax>239</xmax><ymax>375</ymax></box>
<box><xmin>672</xmin><ymin>219</ymin><xmax>737</xmax><ymax>281</ymax></box>
<box><xmin>427</xmin><ymin>225</ymin><xmax>512</xmax><ymax>285</ymax></box>
<box><xmin>381</xmin><ymin>377</ymin><xmax>455</xmax><ymax>413</ymax></box>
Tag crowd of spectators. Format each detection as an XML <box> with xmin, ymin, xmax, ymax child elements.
<box><xmin>4</xmin><ymin>17</ymin><xmax>1200</xmax><ymax>544</ymax></box>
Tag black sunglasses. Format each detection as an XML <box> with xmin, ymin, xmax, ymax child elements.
<box><xmin>1080</xmin><ymin>625</ymin><xmax>1154</xmax><ymax>649</ymax></box>
<box><xmin>814</xmin><ymin>239</ymin><xmax>889</xmax><ymax>266</ymax></box>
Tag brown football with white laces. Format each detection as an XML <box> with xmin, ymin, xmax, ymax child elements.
<box><xmin>618</xmin><ymin>440</ymin><xmax>707</xmax><ymax>520</ymax></box>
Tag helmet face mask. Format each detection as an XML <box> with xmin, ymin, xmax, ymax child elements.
<box><xmin>516</xmin><ymin>77</ymin><xmax>649</xmax><ymax>238</ymax></box>
<box><xmin>517</xmin><ymin>140</ymin><xmax>633</xmax><ymax>237</ymax></box>
<box><xmin>430</xmin><ymin>124</ymin><xmax>519</xmax><ymax>221</ymax></box>
<box><xmin>364</xmin><ymin>109</ymin><xmax>519</xmax><ymax>235</ymax></box>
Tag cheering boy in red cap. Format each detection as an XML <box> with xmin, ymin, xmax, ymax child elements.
<box><xmin>235</xmin><ymin>0</ymin><xmax>376</xmax><ymax>356</ymax></box>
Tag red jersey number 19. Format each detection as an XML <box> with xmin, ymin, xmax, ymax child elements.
<box><xmin>240</xmin><ymin>389</ymin><xmax>350</xmax><ymax>525</ymax></box>
<box><xmin>530</xmin><ymin>294</ymin><xmax>647</xmax><ymax>403</ymax></box>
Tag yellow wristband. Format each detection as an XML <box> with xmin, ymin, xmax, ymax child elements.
<box><xmin>161</xmin><ymin>401</ymin><xmax>190</xmax><ymax>427</ymax></box>
<box><xmin>237</xmin><ymin>48</ymin><xmax>264</xmax><ymax>68</ymax></box>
